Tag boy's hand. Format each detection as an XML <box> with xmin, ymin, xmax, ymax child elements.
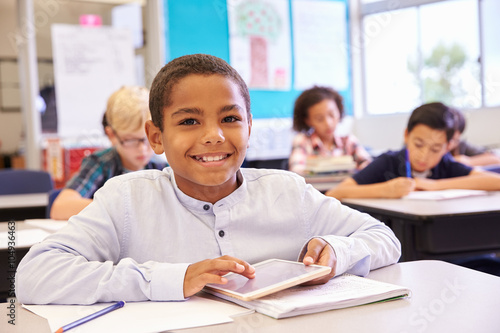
<box><xmin>414</xmin><ymin>178</ymin><xmax>438</xmax><ymax>191</ymax></box>
<box><xmin>384</xmin><ymin>177</ymin><xmax>416</xmax><ymax>198</ymax></box>
<box><xmin>183</xmin><ymin>255</ymin><xmax>255</xmax><ymax>298</ymax></box>
<box><xmin>301</xmin><ymin>238</ymin><xmax>337</xmax><ymax>285</ymax></box>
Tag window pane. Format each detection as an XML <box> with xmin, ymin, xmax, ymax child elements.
<box><xmin>363</xmin><ymin>8</ymin><xmax>420</xmax><ymax>114</ymax></box>
<box><xmin>419</xmin><ymin>0</ymin><xmax>480</xmax><ymax>108</ymax></box>
<box><xmin>481</xmin><ymin>0</ymin><xmax>500</xmax><ymax>106</ymax></box>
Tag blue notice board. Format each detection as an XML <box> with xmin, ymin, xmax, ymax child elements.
<box><xmin>164</xmin><ymin>0</ymin><xmax>352</xmax><ymax>119</ymax></box>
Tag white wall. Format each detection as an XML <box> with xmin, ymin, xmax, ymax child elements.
<box><xmin>0</xmin><ymin>0</ymin><xmax>140</xmax><ymax>155</ymax></box>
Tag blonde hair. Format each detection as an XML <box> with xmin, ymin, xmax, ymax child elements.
<box><xmin>105</xmin><ymin>86</ymin><xmax>150</xmax><ymax>132</ymax></box>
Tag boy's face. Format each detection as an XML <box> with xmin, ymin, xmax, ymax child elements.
<box><xmin>108</xmin><ymin>127</ymin><xmax>154</xmax><ymax>171</ymax></box>
<box><xmin>305</xmin><ymin>99</ymin><xmax>340</xmax><ymax>143</ymax></box>
<box><xmin>405</xmin><ymin>124</ymin><xmax>450</xmax><ymax>173</ymax></box>
<box><xmin>146</xmin><ymin>74</ymin><xmax>251</xmax><ymax>201</ymax></box>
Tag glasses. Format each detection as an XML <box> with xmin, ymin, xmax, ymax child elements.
<box><xmin>111</xmin><ymin>128</ymin><xmax>149</xmax><ymax>149</ymax></box>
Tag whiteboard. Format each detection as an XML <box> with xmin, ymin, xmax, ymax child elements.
<box><xmin>51</xmin><ymin>24</ymin><xmax>135</xmax><ymax>139</ymax></box>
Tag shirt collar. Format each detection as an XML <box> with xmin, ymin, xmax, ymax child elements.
<box><xmin>165</xmin><ymin>167</ymin><xmax>246</xmax><ymax>214</ymax></box>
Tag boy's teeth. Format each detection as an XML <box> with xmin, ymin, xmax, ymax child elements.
<box><xmin>197</xmin><ymin>155</ymin><xmax>227</xmax><ymax>162</ymax></box>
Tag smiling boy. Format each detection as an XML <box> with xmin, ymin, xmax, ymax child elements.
<box><xmin>16</xmin><ymin>54</ymin><xmax>400</xmax><ymax>305</ymax></box>
<box><xmin>326</xmin><ymin>102</ymin><xmax>500</xmax><ymax>200</ymax></box>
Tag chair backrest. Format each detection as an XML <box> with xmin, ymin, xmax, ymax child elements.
<box><xmin>0</xmin><ymin>169</ymin><xmax>54</xmax><ymax>195</ymax></box>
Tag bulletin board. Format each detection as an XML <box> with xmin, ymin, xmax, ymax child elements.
<box><xmin>165</xmin><ymin>0</ymin><xmax>352</xmax><ymax>119</ymax></box>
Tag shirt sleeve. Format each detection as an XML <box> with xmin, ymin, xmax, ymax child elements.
<box><xmin>298</xmin><ymin>183</ymin><xmax>401</xmax><ymax>277</ymax></box>
<box><xmin>288</xmin><ymin>133</ymin><xmax>308</xmax><ymax>174</ymax></box>
<box><xmin>15</xmin><ymin>178</ymin><xmax>189</xmax><ymax>305</ymax></box>
<box><xmin>65</xmin><ymin>154</ymin><xmax>107</xmax><ymax>198</ymax></box>
<box><xmin>438</xmin><ymin>153</ymin><xmax>473</xmax><ymax>178</ymax></box>
<box><xmin>344</xmin><ymin>135</ymin><xmax>372</xmax><ymax>167</ymax></box>
<box><xmin>352</xmin><ymin>153</ymin><xmax>395</xmax><ymax>185</ymax></box>
<box><xmin>459</xmin><ymin>140</ymin><xmax>488</xmax><ymax>156</ymax></box>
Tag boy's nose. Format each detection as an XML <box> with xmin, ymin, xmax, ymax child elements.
<box><xmin>202</xmin><ymin>125</ymin><xmax>225</xmax><ymax>144</ymax></box>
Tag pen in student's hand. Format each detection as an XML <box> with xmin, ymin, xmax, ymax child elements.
<box><xmin>405</xmin><ymin>149</ymin><xmax>412</xmax><ymax>178</ymax></box>
<box><xmin>55</xmin><ymin>301</ymin><xmax>125</xmax><ymax>333</ymax></box>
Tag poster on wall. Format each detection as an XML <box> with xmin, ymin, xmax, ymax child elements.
<box><xmin>227</xmin><ymin>0</ymin><xmax>292</xmax><ymax>90</ymax></box>
<box><xmin>51</xmin><ymin>24</ymin><xmax>135</xmax><ymax>139</ymax></box>
<box><xmin>292</xmin><ymin>0</ymin><xmax>349</xmax><ymax>91</ymax></box>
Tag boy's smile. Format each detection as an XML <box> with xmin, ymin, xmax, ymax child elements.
<box><xmin>146</xmin><ymin>74</ymin><xmax>251</xmax><ymax>203</ymax></box>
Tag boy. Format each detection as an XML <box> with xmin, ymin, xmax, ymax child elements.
<box><xmin>50</xmin><ymin>86</ymin><xmax>167</xmax><ymax>220</ymax></box>
<box><xmin>16</xmin><ymin>54</ymin><xmax>400</xmax><ymax>305</ymax></box>
<box><xmin>449</xmin><ymin>108</ymin><xmax>500</xmax><ymax>167</ymax></box>
<box><xmin>326</xmin><ymin>102</ymin><xmax>500</xmax><ymax>200</ymax></box>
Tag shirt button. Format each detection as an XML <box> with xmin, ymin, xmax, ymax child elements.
<box><xmin>203</xmin><ymin>204</ymin><xmax>210</xmax><ymax>211</ymax></box>
<box><xmin>219</xmin><ymin>230</ymin><xmax>225</xmax><ymax>238</ymax></box>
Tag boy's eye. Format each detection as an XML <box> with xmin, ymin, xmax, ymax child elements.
<box><xmin>180</xmin><ymin>118</ymin><xmax>198</xmax><ymax>125</ymax></box>
<box><xmin>222</xmin><ymin>115</ymin><xmax>239</xmax><ymax>123</ymax></box>
<box><xmin>431</xmin><ymin>147</ymin><xmax>442</xmax><ymax>153</ymax></box>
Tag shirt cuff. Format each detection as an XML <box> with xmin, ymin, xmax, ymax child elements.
<box><xmin>149</xmin><ymin>262</ymin><xmax>190</xmax><ymax>301</ymax></box>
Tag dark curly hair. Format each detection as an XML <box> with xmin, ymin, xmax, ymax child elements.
<box><xmin>149</xmin><ymin>54</ymin><xmax>251</xmax><ymax>131</ymax></box>
<box><xmin>292</xmin><ymin>86</ymin><xmax>344</xmax><ymax>132</ymax></box>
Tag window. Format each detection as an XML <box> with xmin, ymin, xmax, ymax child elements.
<box><xmin>358</xmin><ymin>0</ymin><xmax>499</xmax><ymax>115</ymax></box>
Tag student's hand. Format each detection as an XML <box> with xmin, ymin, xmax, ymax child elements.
<box><xmin>183</xmin><ymin>255</ymin><xmax>255</xmax><ymax>298</ymax></box>
<box><xmin>301</xmin><ymin>238</ymin><xmax>337</xmax><ymax>285</ymax></box>
<box><xmin>414</xmin><ymin>178</ymin><xmax>439</xmax><ymax>191</ymax></box>
<box><xmin>384</xmin><ymin>177</ymin><xmax>416</xmax><ymax>198</ymax></box>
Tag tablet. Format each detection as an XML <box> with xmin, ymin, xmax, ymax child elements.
<box><xmin>204</xmin><ymin>259</ymin><xmax>332</xmax><ymax>301</ymax></box>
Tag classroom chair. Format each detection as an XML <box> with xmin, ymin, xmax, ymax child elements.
<box><xmin>0</xmin><ymin>169</ymin><xmax>54</xmax><ymax>195</ymax></box>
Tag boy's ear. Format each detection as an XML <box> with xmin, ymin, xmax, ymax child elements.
<box><xmin>403</xmin><ymin>128</ymin><xmax>409</xmax><ymax>145</ymax></box>
<box><xmin>247</xmin><ymin>114</ymin><xmax>253</xmax><ymax>148</ymax></box>
<box><xmin>145</xmin><ymin>120</ymin><xmax>165</xmax><ymax>154</ymax></box>
<box><xmin>105</xmin><ymin>126</ymin><xmax>119</xmax><ymax>146</ymax></box>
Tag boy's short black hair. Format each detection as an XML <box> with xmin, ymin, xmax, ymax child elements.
<box><xmin>407</xmin><ymin>102</ymin><xmax>457</xmax><ymax>142</ymax></box>
<box><xmin>149</xmin><ymin>54</ymin><xmax>251</xmax><ymax>131</ymax></box>
<box><xmin>293</xmin><ymin>86</ymin><xmax>344</xmax><ymax>132</ymax></box>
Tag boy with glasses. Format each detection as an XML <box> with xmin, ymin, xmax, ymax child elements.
<box><xmin>50</xmin><ymin>86</ymin><xmax>167</xmax><ymax>220</ymax></box>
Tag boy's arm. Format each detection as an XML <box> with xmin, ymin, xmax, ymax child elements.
<box><xmin>16</xmin><ymin>179</ymin><xmax>187</xmax><ymax>305</ymax></box>
<box><xmin>326</xmin><ymin>177</ymin><xmax>415</xmax><ymax>200</ymax></box>
<box><xmin>455</xmin><ymin>152</ymin><xmax>500</xmax><ymax>167</ymax></box>
<box><xmin>50</xmin><ymin>188</ymin><xmax>92</xmax><ymax>220</ymax></box>
<box><xmin>301</xmin><ymin>186</ymin><xmax>402</xmax><ymax>278</ymax></box>
<box><xmin>415</xmin><ymin>169</ymin><xmax>500</xmax><ymax>191</ymax></box>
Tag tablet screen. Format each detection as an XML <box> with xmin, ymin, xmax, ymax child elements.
<box><xmin>204</xmin><ymin>259</ymin><xmax>331</xmax><ymax>301</ymax></box>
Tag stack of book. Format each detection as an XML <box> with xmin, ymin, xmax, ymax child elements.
<box><xmin>304</xmin><ymin>156</ymin><xmax>356</xmax><ymax>175</ymax></box>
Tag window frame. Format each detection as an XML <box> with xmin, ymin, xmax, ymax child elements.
<box><xmin>353</xmin><ymin>0</ymin><xmax>492</xmax><ymax>116</ymax></box>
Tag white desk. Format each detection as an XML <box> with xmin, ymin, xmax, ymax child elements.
<box><xmin>0</xmin><ymin>193</ymin><xmax>48</xmax><ymax>221</ymax></box>
<box><xmin>342</xmin><ymin>192</ymin><xmax>500</xmax><ymax>261</ymax></box>
<box><xmin>4</xmin><ymin>260</ymin><xmax>500</xmax><ymax>333</ymax></box>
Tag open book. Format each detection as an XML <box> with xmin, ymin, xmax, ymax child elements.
<box><xmin>206</xmin><ymin>273</ymin><xmax>411</xmax><ymax>319</ymax></box>
<box><xmin>403</xmin><ymin>189</ymin><xmax>488</xmax><ymax>201</ymax></box>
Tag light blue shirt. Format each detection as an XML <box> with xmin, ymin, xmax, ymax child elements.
<box><xmin>16</xmin><ymin>167</ymin><xmax>401</xmax><ymax>305</ymax></box>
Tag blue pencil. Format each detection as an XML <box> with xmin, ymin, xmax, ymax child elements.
<box><xmin>405</xmin><ymin>149</ymin><xmax>412</xmax><ymax>178</ymax></box>
<box><xmin>55</xmin><ymin>301</ymin><xmax>125</xmax><ymax>333</ymax></box>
